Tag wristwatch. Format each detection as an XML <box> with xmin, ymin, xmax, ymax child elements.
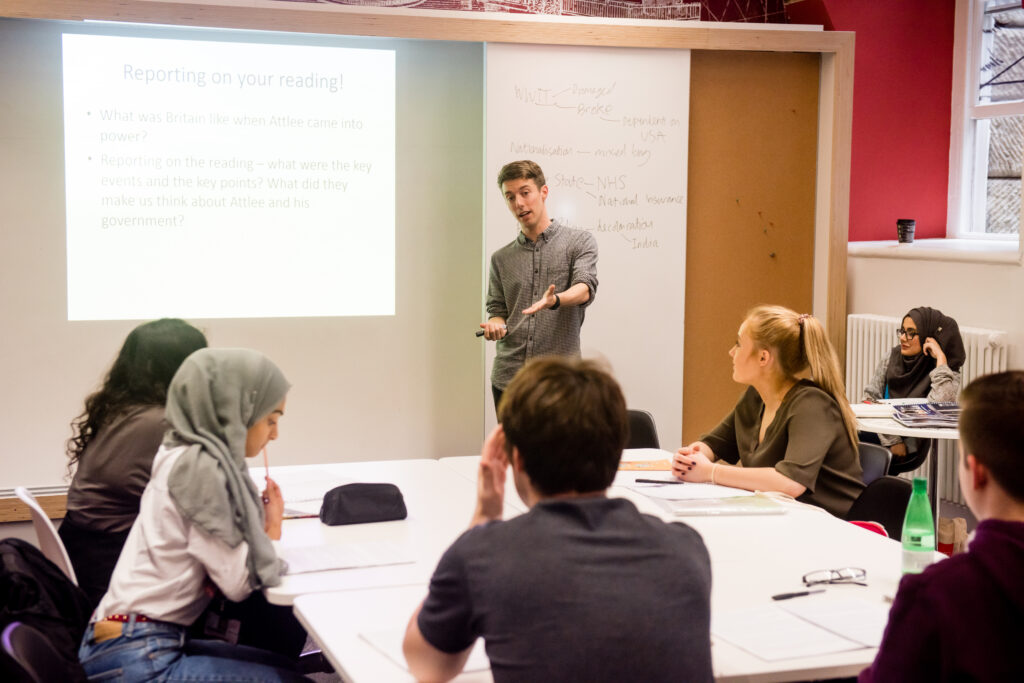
<box><xmin>550</xmin><ymin>294</ymin><xmax>561</xmax><ymax>310</ymax></box>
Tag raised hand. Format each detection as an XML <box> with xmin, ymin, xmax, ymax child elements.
<box><xmin>922</xmin><ymin>337</ymin><xmax>947</xmax><ymax>366</ymax></box>
<box><xmin>522</xmin><ymin>285</ymin><xmax>558</xmax><ymax>316</ymax></box>
<box><xmin>472</xmin><ymin>426</ymin><xmax>509</xmax><ymax>526</ymax></box>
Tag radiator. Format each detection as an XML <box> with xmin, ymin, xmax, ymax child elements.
<box><xmin>845</xmin><ymin>313</ymin><xmax>1008</xmax><ymax>504</ymax></box>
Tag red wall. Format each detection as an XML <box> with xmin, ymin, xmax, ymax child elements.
<box><xmin>788</xmin><ymin>0</ymin><xmax>956</xmax><ymax>241</ymax></box>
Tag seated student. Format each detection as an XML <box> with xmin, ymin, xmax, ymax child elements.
<box><xmin>78</xmin><ymin>348</ymin><xmax>308</xmax><ymax>682</ymax></box>
<box><xmin>672</xmin><ymin>305</ymin><xmax>864</xmax><ymax>518</ymax></box>
<box><xmin>860</xmin><ymin>371</ymin><xmax>1024</xmax><ymax>682</ymax></box>
<box><xmin>403</xmin><ymin>357</ymin><xmax>713</xmax><ymax>683</ymax></box>
<box><xmin>862</xmin><ymin>306</ymin><xmax>965</xmax><ymax>464</ymax></box>
<box><xmin>60</xmin><ymin>318</ymin><xmax>208</xmax><ymax>608</ymax></box>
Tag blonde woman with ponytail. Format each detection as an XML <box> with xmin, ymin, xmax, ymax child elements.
<box><xmin>672</xmin><ymin>305</ymin><xmax>864</xmax><ymax>517</ymax></box>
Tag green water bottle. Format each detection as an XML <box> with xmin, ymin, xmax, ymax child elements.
<box><xmin>901</xmin><ymin>477</ymin><xmax>936</xmax><ymax>574</ymax></box>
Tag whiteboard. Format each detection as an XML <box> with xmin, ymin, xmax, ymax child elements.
<box><xmin>484</xmin><ymin>43</ymin><xmax>690</xmax><ymax>448</ymax></box>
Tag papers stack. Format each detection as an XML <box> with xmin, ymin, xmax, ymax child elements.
<box><xmin>892</xmin><ymin>402</ymin><xmax>960</xmax><ymax>429</ymax></box>
<box><xmin>713</xmin><ymin>598</ymin><xmax>890</xmax><ymax>661</ymax></box>
<box><xmin>850</xmin><ymin>402</ymin><xmax>895</xmax><ymax>419</ymax></box>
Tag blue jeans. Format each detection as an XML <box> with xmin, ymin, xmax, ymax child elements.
<box><xmin>79</xmin><ymin>617</ymin><xmax>309</xmax><ymax>682</ymax></box>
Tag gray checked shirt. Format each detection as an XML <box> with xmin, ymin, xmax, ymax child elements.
<box><xmin>487</xmin><ymin>220</ymin><xmax>598</xmax><ymax>389</ymax></box>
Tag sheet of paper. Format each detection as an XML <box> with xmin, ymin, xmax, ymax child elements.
<box><xmin>712</xmin><ymin>605</ymin><xmax>866</xmax><ymax>661</ymax></box>
<box><xmin>622</xmin><ymin>480</ymin><xmax>755</xmax><ymax>501</ymax></box>
<box><xmin>360</xmin><ymin>629</ymin><xmax>489</xmax><ymax>673</ymax></box>
<box><xmin>882</xmin><ymin>398</ymin><xmax>930</xmax><ymax>406</ymax></box>
<box><xmin>850</xmin><ymin>403</ymin><xmax>894</xmax><ymax>418</ymax></box>
<box><xmin>280</xmin><ymin>540</ymin><xmax>415</xmax><ymax>575</ymax></box>
<box><xmin>613</xmin><ymin>470</ymin><xmax>678</xmax><ymax>486</ymax></box>
<box><xmin>283</xmin><ymin>500</ymin><xmax>322</xmax><ymax>518</ymax></box>
<box><xmin>780</xmin><ymin>598</ymin><xmax>891</xmax><ymax>648</ymax></box>
<box><xmin>621</xmin><ymin>448</ymin><xmax>676</xmax><ymax>461</ymax></box>
<box><xmin>249</xmin><ymin>468</ymin><xmax>353</xmax><ymax>504</ymax></box>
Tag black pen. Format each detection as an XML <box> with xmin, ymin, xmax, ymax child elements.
<box><xmin>634</xmin><ymin>478</ymin><xmax>683</xmax><ymax>485</ymax></box>
<box><xmin>771</xmin><ymin>589</ymin><xmax>825</xmax><ymax>601</ymax></box>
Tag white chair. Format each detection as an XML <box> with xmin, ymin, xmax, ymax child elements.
<box><xmin>14</xmin><ymin>487</ymin><xmax>78</xmax><ymax>585</ymax></box>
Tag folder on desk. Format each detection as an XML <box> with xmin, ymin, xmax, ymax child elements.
<box><xmin>618</xmin><ymin>459</ymin><xmax>672</xmax><ymax>471</ymax></box>
<box><xmin>660</xmin><ymin>495</ymin><xmax>786</xmax><ymax>516</ymax></box>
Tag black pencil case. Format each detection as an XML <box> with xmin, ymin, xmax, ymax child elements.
<box><xmin>319</xmin><ymin>482</ymin><xmax>407</xmax><ymax>526</ymax></box>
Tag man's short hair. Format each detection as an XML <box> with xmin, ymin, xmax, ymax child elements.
<box><xmin>497</xmin><ymin>160</ymin><xmax>546</xmax><ymax>191</ymax></box>
<box><xmin>498</xmin><ymin>356</ymin><xmax>627</xmax><ymax>496</ymax></box>
<box><xmin>959</xmin><ymin>370</ymin><xmax>1024</xmax><ymax>501</ymax></box>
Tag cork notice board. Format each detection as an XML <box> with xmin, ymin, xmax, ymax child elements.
<box><xmin>683</xmin><ymin>50</ymin><xmax>820</xmax><ymax>443</ymax></box>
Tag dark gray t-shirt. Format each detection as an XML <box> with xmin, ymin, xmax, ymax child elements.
<box><xmin>418</xmin><ymin>497</ymin><xmax>713</xmax><ymax>683</ymax></box>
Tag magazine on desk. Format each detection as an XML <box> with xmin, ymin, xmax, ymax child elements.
<box><xmin>892</xmin><ymin>402</ymin><xmax>960</xmax><ymax>429</ymax></box>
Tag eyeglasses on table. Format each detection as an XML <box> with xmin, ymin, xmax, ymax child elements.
<box><xmin>802</xmin><ymin>567</ymin><xmax>867</xmax><ymax>587</ymax></box>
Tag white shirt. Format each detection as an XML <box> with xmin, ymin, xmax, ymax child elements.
<box><xmin>94</xmin><ymin>444</ymin><xmax>271</xmax><ymax>625</ymax></box>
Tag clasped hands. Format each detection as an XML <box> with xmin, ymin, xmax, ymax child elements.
<box><xmin>671</xmin><ymin>441</ymin><xmax>718</xmax><ymax>483</ymax></box>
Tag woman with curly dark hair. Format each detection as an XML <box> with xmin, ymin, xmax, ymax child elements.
<box><xmin>60</xmin><ymin>318</ymin><xmax>207</xmax><ymax>607</ymax></box>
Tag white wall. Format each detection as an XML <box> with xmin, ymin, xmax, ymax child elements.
<box><xmin>848</xmin><ymin>253</ymin><xmax>1024</xmax><ymax>368</ymax></box>
<box><xmin>0</xmin><ymin>521</ymin><xmax>37</xmax><ymax>545</ymax></box>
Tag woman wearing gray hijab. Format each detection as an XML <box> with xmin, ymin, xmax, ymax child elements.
<box><xmin>78</xmin><ymin>348</ymin><xmax>309</xmax><ymax>682</ymax></box>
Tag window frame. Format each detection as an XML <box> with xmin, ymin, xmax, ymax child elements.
<box><xmin>947</xmin><ymin>0</ymin><xmax>1024</xmax><ymax>240</ymax></box>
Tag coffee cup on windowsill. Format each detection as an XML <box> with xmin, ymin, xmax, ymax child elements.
<box><xmin>896</xmin><ymin>218</ymin><xmax>916</xmax><ymax>244</ymax></box>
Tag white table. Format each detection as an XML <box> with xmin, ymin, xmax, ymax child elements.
<box><xmin>438</xmin><ymin>455</ymin><xmax>527</xmax><ymax>512</ymax></box>
<box><xmin>438</xmin><ymin>448</ymin><xmax>672</xmax><ymax>514</ymax></box>
<box><xmin>294</xmin><ymin>585</ymin><xmax>490</xmax><ymax>683</ymax></box>
<box><xmin>290</xmin><ymin>453</ymin><xmax>909</xmax><ymax>682</ymax></box>
<box><xmin>856</xmin><ymin>417</ymin><xmax>960</xmax><ymax>522</ymax></box>
<box><xmin>262</xmin><ymin>459</ymin><xmax>482</xmax><ymax>605</ymax></box>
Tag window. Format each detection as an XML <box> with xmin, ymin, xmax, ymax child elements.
<box><xmin>949</xmin><ymin>0</ymin><xmax>1024</xmax><ymax>237</ymax></box>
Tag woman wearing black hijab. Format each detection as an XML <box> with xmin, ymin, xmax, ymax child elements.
<box><xmin>863</xmin><ymin>307</ymin><xmax>966</xmax><ymax>461</ymax></box>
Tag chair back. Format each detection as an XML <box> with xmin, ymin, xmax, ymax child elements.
<box><xmin>848</xmin><ymin>520</ymin><xmax>888</xmax><ymax>537</ymax></box>
<box><xmin>626</xmin><ymin>410</ymin><xmax>660</xmax><ymax>450</ymax></box>
<box><xmin>845</xmin><ymin>476</ymin><xmax>913</xmax><ymax>541</ymax></box>
<box><xmin>14</xmin><ymin>487</ymin><xmax>78</xmax><ymax>585</ymax></box>
<box><xmin>1</xmin><ymin>621</ymin><xmax>87</xmax><ymax>683</ymax></box>
<box><xmin>887</xmin><ymin>439</ymin><xmax>932</xmax><ymax>475</ymax></box>
<box><xmin>857</xmin><ymin>442</ymin><xmax>892</xmax><ymax>485</ymax></box>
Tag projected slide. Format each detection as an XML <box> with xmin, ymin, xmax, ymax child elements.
<box><xmin>62</xmin><ymin>34</ymin><xmax>395</xmax><ymax>320</ymax></box>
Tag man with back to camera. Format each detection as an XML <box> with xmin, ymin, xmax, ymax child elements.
<box><xmin>859</xmin><ymin>370</ymin><xmax>1024</xmax><ymax>682</ymax></box>
<box><xmin>402</xmin><ymin>357</ymin><xmax>713</xmax><ymax>683</ymax></box>
<box><xmin>480</xmin><ymin>160</ymin><xmax>598</xmax><ymax>412</ymax></box>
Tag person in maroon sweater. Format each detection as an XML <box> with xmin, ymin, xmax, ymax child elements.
<box><xmin>860</xmin><ymin>371</ymin><xmax>1024</xmax><ymax>682</ymax></box>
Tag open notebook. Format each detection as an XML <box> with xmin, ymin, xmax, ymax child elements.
<box><xmin>657</xmin><ymin>494</ymin><xmax>787</xmax><ymax>516</ymax></box>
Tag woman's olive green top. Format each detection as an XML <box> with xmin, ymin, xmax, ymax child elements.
<box><xmin>702</xmin><ymin>380</ymin><xmax>864</xmax><ymax>518</ymax></box>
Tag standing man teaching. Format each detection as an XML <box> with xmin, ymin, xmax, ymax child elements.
<box><xmin>480</xmin><ymin>160</ymin><xmax>598</xmax><ymax>412</ymax></box>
